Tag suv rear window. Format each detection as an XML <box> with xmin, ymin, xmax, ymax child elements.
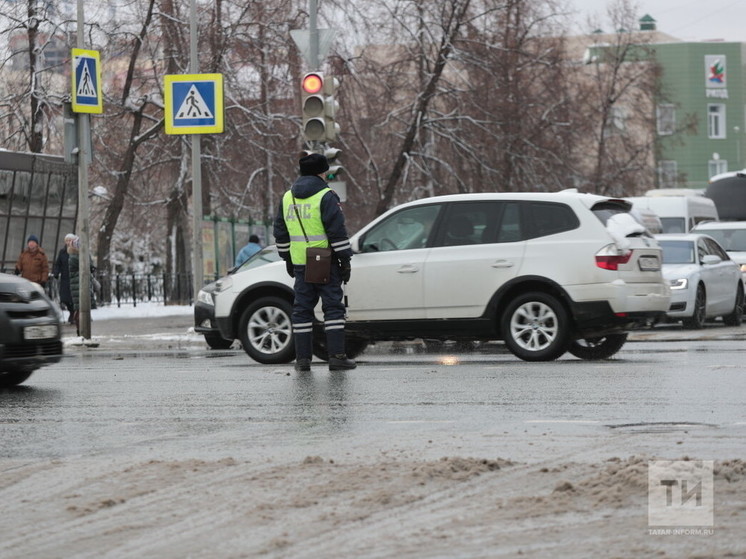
<box><xmin>523</xmin><ymin>202</ymin><xmax>579</xmax><ymax>239</ymax></box>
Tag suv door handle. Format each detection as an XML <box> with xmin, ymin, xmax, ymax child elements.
<box><xmin>492</xmin><ymin>260</ymin><xmax>514</xmax><ymax>268</ymax></box>
<box><xmin>397</xmin><ymin>265</ymin><xmax>419</xmax><ymax>273</ymax></box>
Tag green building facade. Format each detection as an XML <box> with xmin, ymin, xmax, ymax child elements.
<box><xmin>652</xmin><ymin>41</ymin><xmax>746</xmax><ymax>189</ymax></box>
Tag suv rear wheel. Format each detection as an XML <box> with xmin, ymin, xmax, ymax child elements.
<box><xmin>501</xmin><ymin>292</ymin><xmax>570</xmax><ymax>361</ymax></box>
<box><xmin>204</xmin><ymin>332</ymin><xmax>234</xmax><ymax>350</ymax></box>
<box><xmin>312</xmin><ymin>334</ymin><xmax>369</xmax><ymax>361</ymax></box>
<box><xmin>568</xmin><ymin>333</ymin><xmax>628</xmax><ymax>360</ymax></box>
<box><xmin>238</xmin><ymin>297</ymin><xmax>294</xmax><ymax>364</ymax></box>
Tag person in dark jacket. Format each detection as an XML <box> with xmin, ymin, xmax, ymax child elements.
<box><xmin>53</xmin><ymin>234</ymin><xmax>76</xmax><ymax>324</ymax></box>
<box><xmin>67</xmin><ymin>236</ymin><xmax>97</xmax><ymax>336</ymax></box>
<box><xmin>273</xmin><ymin>152</ymin><xmax>355</xmax><ymax>372</ymax></box>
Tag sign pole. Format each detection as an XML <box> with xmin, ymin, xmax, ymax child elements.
<box><xmin>76</xmin><ymin>0</ymin><xmax>92</xmax><ymax>340</ymax></box>
<box><xmin>190</xmin><ymin>0</ymin><xmax>204</xmax><ymax>300</ymax></box>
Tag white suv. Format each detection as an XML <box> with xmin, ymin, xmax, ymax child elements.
<box><xmin>205</xmin><ymin>191</ymin><xmax>670</xmax><ymax>363</ymax></box>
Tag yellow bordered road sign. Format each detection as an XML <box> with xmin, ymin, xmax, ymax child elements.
<box><xmin>71</xmin><ymin>48</ymin><xmax>103</xmax><ymax>114</ymax></box>
<box><xmin>164</xmin><ymin>74</ymin><xmax>224</xmax><ymax>135</ymax></box>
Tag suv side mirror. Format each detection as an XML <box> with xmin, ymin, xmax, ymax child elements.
<box><xmin>702</xmin><ymin>254</ymin><xmax>721</xmax><ymax>265</ymax></box>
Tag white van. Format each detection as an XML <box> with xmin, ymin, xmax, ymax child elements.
<box><xmin>625</xmin><ymin>190</ymin><xmax>718</xmax><ymax>233</ymax></box>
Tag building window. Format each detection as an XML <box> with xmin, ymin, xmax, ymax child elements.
<box><xmin>708</xmin><ymin>159</ymin><xmax>728</xmax><ymax>177</ymax></box>
<box><xmin>657</xmin><ymin>104</ymin><xmax>675</xmax><ymax>135</ymax></box>
<box><xmin>658</xmin><ymin>160</ymin><xmax>678</xmax><ymax>187</ymax></box>
<box><xmin>708</xmin><ymin>104</ymin><xmax>726</xmax><ymax>139</ymax></box>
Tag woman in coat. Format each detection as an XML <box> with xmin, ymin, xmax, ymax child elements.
<box><xmin>53</xmin><ymin>234</ymin><xmax>76</xmax><ymax>324</ymax></box>
<box><xmin>67</xmin><ymin>236</ymin><xmax>97</xmax><ymax>335</ymax></box>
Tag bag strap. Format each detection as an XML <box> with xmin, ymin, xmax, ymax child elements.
<box><xmin>291</xmin><ymin>194</ymin><xmax>310</xmax><ymax>242</ymax></box>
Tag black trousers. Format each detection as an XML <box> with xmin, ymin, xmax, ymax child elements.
<box><xmin>291</xmin><ymin>262</ymin><xmax>346</xmax><ymax>360</ymax></box>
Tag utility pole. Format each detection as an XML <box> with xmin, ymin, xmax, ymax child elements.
<box><xmin>190</xmin><ymin>0</ymin><xmax>204</xmax><ymax>299</ymax></box>
<box><xmin>76</xmin><ymin>0</ymin><xmax>92</xmax><ymax>340</ymax></box>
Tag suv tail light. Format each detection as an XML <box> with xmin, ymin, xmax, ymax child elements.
<box><xmin>595</xmin><ymin>244</ymin><xmax>632</xmax><ymax>270</ymax></box>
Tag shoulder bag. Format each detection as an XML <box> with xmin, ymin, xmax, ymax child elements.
<box><xmin>292</xmin><ymin>195</ymin><xmax>332</xmax><ymax>284</ymax></box>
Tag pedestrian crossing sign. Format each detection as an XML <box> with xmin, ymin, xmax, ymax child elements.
<box><xmin>71</xmin><ymin>48</ymin><xmax>103</xmax><ymax>114</ymax></box>
<box><xmin>164</xmin><ymin>74</ymin><xmax>224</xmax><ymax>135</ymax></box>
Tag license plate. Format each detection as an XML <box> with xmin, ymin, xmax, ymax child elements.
<box><xmin>24</xmin><ymin>324</ymin><xmax>58</xmax><ymax>340</ymax></box>
<box><xmin>638</xmin><ymin>256</ymin><xmax>660</xmax><ymax>271</ymax></box>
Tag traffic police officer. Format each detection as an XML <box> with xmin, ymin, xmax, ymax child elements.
<box><xmin>273</xmin><ymin>152</ymin><xmax>355</xmax><ymax>372</ymax></box>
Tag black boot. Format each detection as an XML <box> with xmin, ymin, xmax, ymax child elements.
<box><xmin>329</xmin><ymin>354</ymin><xmax>356</xmax><ymax>371</ymax></box>
<box><xmin>295</xmin><ymin>358</ymin><xmax>311</xmax><ymax>372</ymax></box>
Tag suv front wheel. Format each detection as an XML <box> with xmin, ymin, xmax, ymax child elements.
<box><xmin>501</xmin><ymin>292</ymin><xmax>570</xmax><ymax>361</ymax></box>
<box><xmin>238</xmin><ymin>297</ymin><xmax>295</xmax><ymax>364</ymax></box>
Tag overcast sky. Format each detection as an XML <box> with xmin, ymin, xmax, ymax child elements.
<box><xmin>569</xmin><ymin>0</ymin><xmax>746</xmax><ymax>42</ymax></box>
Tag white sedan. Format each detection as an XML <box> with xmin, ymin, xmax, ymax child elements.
<box><xmin>656</xmin><ymin>233</ymin><xmax>744</xmax><ymax>328</ymax></box>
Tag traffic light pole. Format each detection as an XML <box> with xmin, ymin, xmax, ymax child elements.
<box><xmin>309</xmin><ymin>0</ymin><xmax>319</xmax><ymax>70</ymax></box>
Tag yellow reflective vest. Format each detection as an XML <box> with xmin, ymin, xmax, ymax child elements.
<box><xmin>282</xmin><ymin>188</ymin><xmax>331</xmax><ymax>265</ymax></box>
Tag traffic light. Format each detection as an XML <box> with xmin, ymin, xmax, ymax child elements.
<box><xmin>301</xmin><ymin>72</ymin><xmax>325</xmax><ymax>141</ymax></box>
<box><xmin>300</xmin><ymin>72</ymin><xmax>340</xmax><ymax>142</ymax></box>
<box><xmin>324</xmin><ymin>147</ymin><xmax>342</xmax><ymax>181</ymax></box>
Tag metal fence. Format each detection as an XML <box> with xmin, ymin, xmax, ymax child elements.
<box><xmin>47</xmin><ymin>272</ymin><xmax>194</xmax><ymax>307</ymax></box>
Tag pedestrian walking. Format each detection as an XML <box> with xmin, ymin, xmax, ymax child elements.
<box><xmin>67</xmin><ymin>236</ymin><xmax>97</xmax><ymax>335</ymax></box>
<box><xmin>234</xmin><ymin>234</ymin><xmax>262</xmax><ymax>268</ymax></box>
<box><xmin>53</xmin><ymin>233</ymin><xmax>76</xmax><ymax>324</ymax></box>
<box><xmin>15</xmin><ymin>234</ymin><xmax>49</xmax><ymax>287</ymax></box>
<box><xmin>273</xmin><ymin>152</ymin><xmax>355</xmax><ymax>372</ymax></box>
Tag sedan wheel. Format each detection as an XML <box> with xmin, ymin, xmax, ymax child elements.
<box><xmin>238</xmin><ymin>297</ymin><xmax>295</xmax><ymax>364</ymax></box>
<box><xmin>682</xmin><ymin>285</ymin><xmax>706</xmax><ymax>329</ymax></box>
<box><xmin>501</xmin><ymin>292</ymin><xmax>570</xmax><ymax>361</ymax></box>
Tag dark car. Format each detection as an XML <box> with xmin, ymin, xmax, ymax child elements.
<box><xmin>194</xmin><ymin>246</ymin><xmax>281</xmax><ymax>349</ymax></box>
<box><xmin>0</xmin><ymin>273</ymin><xmax>63</xmax><ymax>387</ymax></box>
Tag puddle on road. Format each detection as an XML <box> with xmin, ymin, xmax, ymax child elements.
<box><xmin>606</xmin><ymin>421</ymin><xmax>718</xmax><ymax>433</ymax></box>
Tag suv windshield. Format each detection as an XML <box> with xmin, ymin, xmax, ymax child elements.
<box><xmin>697</xmin><ymin>229</ymin><xmax>746</xmax><ymax>251</ymax></box>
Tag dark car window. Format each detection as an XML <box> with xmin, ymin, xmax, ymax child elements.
<box><xmin>436</xmin><ymin>202</ymin><xmax>505</xmax><ymax>247</ymax></box>
<box><xmin>524</xmin><ymin>202</ymin><xmax>580</xmax><ymax>239</ymax></box>
<box><xmin>659</xmin><ymin>240</ymin><xmax>695</xmax><ymax>264</ymax></box>
<box><xmin>697</xmin><ymin>239</ymin><xmax>708</xmax><ymax>262</ymax></box>
<box><xmin>495</xmin><ymin>202</ymin><xmax>522</xmax><ymax>243</ymax></box>
<box><xmin>704</xmin><ymin>237</ymin><xmax>730</xmax><ymax>261</ymax></box>
<box><xmin>360</xmin><ymin>204</ymin><xmax>442</xmax><ymax>252</ymax></box>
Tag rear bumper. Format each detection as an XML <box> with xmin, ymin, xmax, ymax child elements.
<box><xmin>566</xmin><ymin>281</ymin><xmax>671</xmax><ymax>314</ymax></box>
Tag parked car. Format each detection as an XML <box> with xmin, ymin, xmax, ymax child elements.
<box><xmin>201</xmin><ymin>191</ymin><xmax>671</xmax><ymax>363</ymax></box>
<box><xmin>655</xmin><ymin>233</ymin><xmax>744</xmax><ymax>329</ymax></box>
<box><xmin>690</xmin><ymin>221</ymin><xmax>746</xmax><ymax>283</ymax></box>
<box><xmin>0</xmin><ymin>273</ymin><xmax>63</xmax><ymax>387</ymax></box>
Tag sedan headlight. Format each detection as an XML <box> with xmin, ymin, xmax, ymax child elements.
<box><xmin>197</xmin><ymin>289</ymin><xmax>214</xmax><ymax>306</ymax></box>
<box><xmin>669</xmin><ymin>278</ymin><xmax>688</xmax><ymax>290</ymax></box>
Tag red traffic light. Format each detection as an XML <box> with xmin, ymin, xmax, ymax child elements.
<box><xmin>302</xmin><ymin>73</ymin><xmax>323</xmax><ymax>95</ymax></box>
